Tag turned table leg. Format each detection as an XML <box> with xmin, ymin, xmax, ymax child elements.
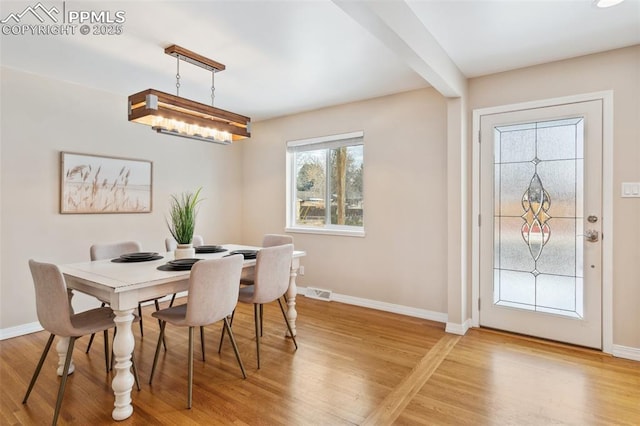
<box><xmin>286</xmin><ymin>259</ymin><xmax>300</xmax><ymax>337</ymax></box>
<box><xmin>111</xmin><ymin>309</ymin><xmax>135</xmax><ymax>421</ymax></box>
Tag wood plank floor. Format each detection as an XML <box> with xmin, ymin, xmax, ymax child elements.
<box><xmin>1</xmin><ymin>296</ymin><xmax>638</xmax><ymax>425</ymax></box>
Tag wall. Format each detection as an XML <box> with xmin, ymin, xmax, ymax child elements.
<box><xmin>468</xmin><ymin>45</ymin><xmax>640</xmax><ymax>349</ymax></box>
<box><xmin>241</xmin><ymin>88</ymin><xmax>449</xmax><ymax>315</ymax></box>
<box><xmin>0</xmin><ymin>67</ymin><xmax>244</xmax><ymax>330</ymax></box>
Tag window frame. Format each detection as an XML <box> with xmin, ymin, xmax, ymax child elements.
<box><xmin>286</xmin><ymin>131</ymin><xmax>365</xmax><ymax>237</ymax></box>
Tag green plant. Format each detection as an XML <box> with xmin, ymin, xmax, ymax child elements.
<box><xmin>167</xmin><ymin>187</ymin><xmax>202</xmax><ymax>244</ymax></box>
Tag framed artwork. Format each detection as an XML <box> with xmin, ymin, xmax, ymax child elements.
<box><xmin>60</xmin><ymin>152</ymin><xmax>153</xmax><ymax>214</ymax></box>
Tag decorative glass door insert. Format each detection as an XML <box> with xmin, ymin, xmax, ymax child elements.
<box><xmin>494</xmin><ymin>118</ymin><xmax>584</xmax><ymax>318</ymax></box>
<box><xmin>479</xmin><ymin>99</ymin><xmax>602</xmax><ymax>349</ymax></box>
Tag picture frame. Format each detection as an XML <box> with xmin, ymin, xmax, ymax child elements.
<box><xmin>60</xmin><ymin>152</ymin><xmax>153</xmax><ymax>214</ymax></box>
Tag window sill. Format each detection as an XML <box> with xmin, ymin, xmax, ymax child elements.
<box><xmin>285</xmin><ymin>226</ymin><xmax>365</xmax><ymax>238</ymax></box>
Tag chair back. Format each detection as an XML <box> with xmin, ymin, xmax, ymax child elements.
<box><xmin>28</xmin><ymin>260</ymin><xmax>76</xmax><ymax>337</ymax></box>
<box><xmin>184</xmin><ymin>255</ymin><xmax>244</xmax><ymax>326</ymax></box>
<box><xmin>252</xmin><ymin>244</ymin><xmax>294</xmax><ymax>304</ymax></box>
<box><xmin>262</xmin><ymin>234</ymin><xmax>293</xmax><ymax>247</ymax></box>
<box><xmin>165</xmin><ymin>235</ymin><xmax>203</xmax><ymax>251</ymax></box>
<box><xmin>192</xmin><ymin>235</ymin><xmax>204</xmax><ymax>247</ymax></box>
<box><xmin>165</xmin><ymin>237</ymin><xmax>177</xmax><ymax>252</ymax></box>
<box><xmin>90</xmin><ymin>241</ymin><xmax>142</xmax><ymax>261</ymax></box>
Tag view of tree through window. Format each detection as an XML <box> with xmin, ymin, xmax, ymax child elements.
<box><xmin>293</xmin><ymin>143</ymin><xmax>363</xmax><ymax>229</ymax></box>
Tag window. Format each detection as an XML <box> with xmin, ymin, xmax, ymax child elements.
<box><xmin>286</xmin><ymin>131</ymin><xmax>364</xmax><ymax>236</ymax></box>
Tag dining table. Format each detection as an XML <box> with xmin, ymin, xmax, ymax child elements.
<box><xmin>57</xmin><ymin>244</ymin><xmax>306</xmax><ymax>421</ymax></box>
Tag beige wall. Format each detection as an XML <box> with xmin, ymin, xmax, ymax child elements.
<box><xmin>241</xmin><ymin>88</ymin><xmax>450</xmax><ymax>313</ymax></box>
<box><xmin>0</xmin><ymin>67</ymin><xmax>244</xmax><ymax>329</ymax></box>
<box><xmin>468</xmin><ymin>45</ymin><xmax>640</xmax><ymax>348</ymax></box>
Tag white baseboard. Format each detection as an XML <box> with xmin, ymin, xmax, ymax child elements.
<box><xmin>299</xmin><ymin>286</ymin><xmax>448</xmax><ymax>324</ymax></box>
<box><xmin>612</xmin><ymin>344</ymin><xmax>640</xmax><ymax>362</ymax></box>
<box><xmin>445</xmin><ymin>319</ymin><xmax>472</xmax><ymax>335</ymax></box>
<box><xmin>0</xmin><ymin>321</ymin><xmax>43</xmax><ymax>340</ymax></box>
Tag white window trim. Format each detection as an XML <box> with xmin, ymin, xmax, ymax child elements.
<box><xmin>286</xmin><ymin>131</ymin><xmax>364</xmax><ymax>237</ymax></box>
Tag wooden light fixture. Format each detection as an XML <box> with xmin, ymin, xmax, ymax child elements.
<box><xmin>128</xmin><ymin>45</ymin><xmax>250</xmax><ymax>145</ymax></box>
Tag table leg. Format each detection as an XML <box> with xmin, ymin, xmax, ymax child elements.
<box><xmin>57</xmin><ymin>289</ymin><xmax>76</xmax><ymax>376</ymax></box>
<box><xmin>111</xmin><ymin>309</ymin><xmax>135</xmax><ymax>421</ymax></box>
<box><xmin>56</xmin><ymin>337</ymin><xmax>75</xmax><ymax>376</ymax></box>
<box><xmin>286</xmin><ymin>261</ymin><xmax>300</xmax><ymax>337</ymax></box>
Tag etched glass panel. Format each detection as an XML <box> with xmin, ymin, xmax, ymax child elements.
<box><xmin>494</xmin><ymin>118</ymin><xmax>584</xmax><ymax>318</ymax></box>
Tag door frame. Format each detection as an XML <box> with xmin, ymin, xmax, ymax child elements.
<box><xmin>471</xmin><ymin>91</ymin><xmax>614</xmax><ymax>354</ymax></box>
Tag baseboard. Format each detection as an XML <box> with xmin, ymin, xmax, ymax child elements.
<box><xmin>612</xmin><ymin>344</ymin><xmax>640</xmax><ymax>362</ymax></box>
<box><xmin>301</xmin><ymin>287</ymin><xmax>448</xmax><ymax>323</ymax></box>
<box><xmin>0</xmin><ymin>321</ymin><xmax>43</xmax><ymax>340</ymax></box>
<box><xmin>445</xmin><ymin>319</ymin><xmax>472</xmax><ymax>335</ymax></box>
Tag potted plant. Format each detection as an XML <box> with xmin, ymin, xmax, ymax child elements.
<box><xmin>167</xmin><ymin>187</ymin><xmax>202</xmax><ymax>259</ymax></box>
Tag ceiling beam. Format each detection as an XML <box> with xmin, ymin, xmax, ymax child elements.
<box><xmin>332</xmin><ymin>0</ymin><xmax>466</xmax><ymax>98</ymax></box>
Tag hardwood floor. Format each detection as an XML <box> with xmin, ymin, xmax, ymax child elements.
<box><xmin>1</xmin><ymin>296</ymin><xmax>639</xmax><ymax>425</ymax></box>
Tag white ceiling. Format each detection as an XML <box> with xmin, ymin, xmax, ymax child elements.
<box><xmin>1</xmin><ymin>0</ymin><xmax>638</xmax><ymax>122</ymax></box>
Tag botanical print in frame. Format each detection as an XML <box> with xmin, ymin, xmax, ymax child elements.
<box><xmin>60</xmin><ymin>152</ymin><xmax>153</xmax><ymax>214</ymax></box>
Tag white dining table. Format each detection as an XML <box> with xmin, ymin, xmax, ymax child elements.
<box><xmin>57</xmin><ymin>244</ymin><xmax>305</xmax><ymax>421</ymax></box>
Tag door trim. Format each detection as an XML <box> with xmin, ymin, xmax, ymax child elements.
<box><xmin>471</xmin><ymin>91</ymin><xmax>614</xmax><ymax>354</ymax></box>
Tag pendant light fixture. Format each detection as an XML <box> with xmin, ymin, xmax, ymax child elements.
<box><xmin>128</xmin><ymin>45</ymin><xmax>250</xmax><ymax>145</ymax></box>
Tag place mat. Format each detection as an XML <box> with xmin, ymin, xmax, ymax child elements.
<box><xmin>158</xmin><ymin>258</ymin><xmax>201</xmax><ymax>271</ymax></box>
<box><xmin>112</xmin><ymin>255</ymin><xmax>163</xmax><ymax>263</ymax></box>
<box><xmin>225</xmin><ymin>250</ymin><xmax>258</xmax><ymax>259</ymax></box>
<box><xmin>195</xmin><ymin>245</ymin><xmax>228</xmax><ymax>254</ymax></box>
<box><xmin>157</xmin><ymin>264</ymin><xmax>194</xmax><ymax>271</ymax></box>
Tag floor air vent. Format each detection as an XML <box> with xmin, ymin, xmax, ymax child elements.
<box><xmin>305</xmin><ymin>287</ymin><xmax>332</xmax><ymax>301</ymax></box>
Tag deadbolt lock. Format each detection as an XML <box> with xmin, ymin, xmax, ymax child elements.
<box><xmin>587</xmin><ymin>215</ymin><xmax>598</xmax><ymax>223</ymax></box>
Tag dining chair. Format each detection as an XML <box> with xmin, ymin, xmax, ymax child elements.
<box><xmin>239</xmin><ymin>234</ymin><xmax>293</xmax><ymax>286</ymax></box>
<box><xmin>86</xmin><ymin>241</ymin><xmax>166</xmax><ymax>354</ymax></box>
<box><xmin>220</xmin><ymin>244</ymin><xmax>297</xmax><ymax>369</ymax></box>
<box><xmin>24</xmin><ymin>260</ymin><xmax>140</xmax><ymax>426</ymax></box>
<box><xmin>149</xmin><ymin>255</ymin><xmax>247</xmax><ymax>409</ymax></box>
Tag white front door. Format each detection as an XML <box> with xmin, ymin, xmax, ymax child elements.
<box><xmin>479</xmin><ymin>100</ymin><xmax>603</xmax><ymax>349</ymax></box>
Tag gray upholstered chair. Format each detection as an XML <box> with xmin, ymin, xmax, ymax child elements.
<box><xmin>240</xmin><ymin>234</ymin><xmax>293</xmax><ymax>286</ymax></box>
<box><xmin>221</xmin><ymin>244</ymin><xmax>297</xmax><ymax>369</ymax></box>
<box><xmin>23</xmin><ymin>260</ymin><xmax>140</xmax><ymax>425</ymax></box>
<box><xmin>149</xmin><ymin>255</ymin><xmax>246</xmax><ymax>409</ymax></box>
<box><xmin>86</xmin><ymin>241</ymin><xmax>166</xmax><ymax>354</ymax></box>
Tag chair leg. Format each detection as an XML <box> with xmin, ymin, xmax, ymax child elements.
<box><xmin>169</xmin><ymin>293</ymin><xmax>176</xmax><ymax>307</ymax></box>
<box><xmin>188</xmin><ymin>326</ymin><xmax>194</xmax><ymax>409</ymax></box>
<box><xmin>200</xmin><ymin>326</ymin><xmax>205</xmax><ymax>361</ymax></box>
<box><xmin>85</xmin><ymin>333</ymin><xmax>96</xmax><ymax>354</ymax></box>
<box><xmin>218</xmin><ymin>309</ymin><xmax>235</xmax><ymax>353</ymax></box>
<box><xmin>260</xmin><ymin>304</ymin><xmax>264</xmax><ymax>337</ymax></box>
<box><xmin>85</xmin><ymin>302</ymin><xmax>106</xmax><ymax>353</ymax></box>
<box><xmin>223</xmin><ymin>317</ymin><xmax>247</xmax><ymax>379</ymax></box>
<box><xmin>23</xmin><ymin>334</ymin><xmax>55</xmax><ymax>404</ymax></box>
<box><xmin>278</xmin><ymin>298</ymin><xmax>298</xmax><ymax>350</ymax></box>
<box><xmin>131</xmin><ymin>352</ymin><xmax>141</xmax><ymax>391</ymax></box>
<box><xmin>149</xmin><ymin>321</ymin><xmax>166</xmax><ymax>384</ymax></box>
<box><xmin>138</xmin><ymin>303</ymin><xmax>144</xmax><ymax>337</ymax></box>
<box><xmin>154</xmin><ymin>299</ymin><xmax>167</xmax><ymax>351</ymax></box>
<box><xmin>52</xmin><ymin>336</ymin><xmax>76</xmax><ymax>426</ymax></box>
<box><xmin>103</xmin><ymin>330</ymin><xmax>110</xmax><ymax>373</ymax></box>
<box><xmin>254</xmin><ymin>304</ymin><xmax>261</xmax><ymax>369</ymax></box>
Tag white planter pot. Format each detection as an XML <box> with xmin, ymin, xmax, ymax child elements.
<box><xmin>174</xmin><ymin>243</ymin><xmax>195</xmax><ymax>259</ymax></box>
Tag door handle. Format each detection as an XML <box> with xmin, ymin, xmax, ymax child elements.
<box><xmin>584</xmin><ymin>229</ymin><xmax>599</xmax><ymax>242</ymax></box>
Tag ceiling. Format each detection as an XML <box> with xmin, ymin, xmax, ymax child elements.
<box><xmin>1</xmin><ymin>0</ymin><xmax>638</xmax><ymax>122</ymax></box>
